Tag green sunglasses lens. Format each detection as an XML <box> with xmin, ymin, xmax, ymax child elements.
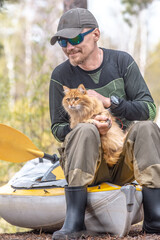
<box><xmin>69</xmin><ymin>34</ymin><xmax>83</xmax><ymax>45</ymax></box>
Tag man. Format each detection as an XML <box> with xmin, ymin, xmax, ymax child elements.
<box><xmin>49</xmin><ymin>8</ymin><xmax>159</xmax><ymax>240</ymax></box>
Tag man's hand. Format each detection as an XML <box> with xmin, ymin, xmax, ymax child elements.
<box><xmin>87</xmin><ymin>89</ymin><xmax>111</xmax><ymax>108</ymax></box>
<box><xmin>92</xmin><ymin>115</ymin><xmax>112</xmax><ymax>135</ymax></box>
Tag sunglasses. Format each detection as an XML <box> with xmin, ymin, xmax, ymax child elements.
<box><xmin>58</xmin><ymin>28</ymin><xmax>95</xmax><ymax>48</ymax></box>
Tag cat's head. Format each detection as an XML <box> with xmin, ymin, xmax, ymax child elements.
<box><xmin>62</xmin><ymin>84</ymin><xmax>91</xmax><ymax>112</ymax></box>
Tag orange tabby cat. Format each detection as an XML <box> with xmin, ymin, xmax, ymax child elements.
<box><xmin>62</xmin><ymin>84</ymin><xmax>126</xmax><ymax>167</ymax></box>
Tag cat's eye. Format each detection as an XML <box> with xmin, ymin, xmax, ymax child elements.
<box><xmin>75</xmin><ymin>97</ymin><xmax>79</xmax><ymax>101</ymax></box>
<box><xmin>66</xmin><ymin>98</ymin><xmax>70</xmax><ymax>101</ymax></box>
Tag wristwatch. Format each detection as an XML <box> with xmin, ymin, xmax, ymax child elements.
<box><xmin>110</xmin><ymin>96</ymin><xmax>120</xmax><ymax>109</ymax></box>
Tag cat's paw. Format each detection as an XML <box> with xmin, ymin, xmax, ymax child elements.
<box><xmin>84</xmin><ymin>119</ymin><xmax>96</xmax><ymax>125</ymax></box>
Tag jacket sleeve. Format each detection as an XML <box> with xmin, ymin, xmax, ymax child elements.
<box><xmin>49</xmin><ymin>77</ymin><xmax>71</xmax><ymax>142</ymax></box>
<box><xmin>111</xmin><ymin>56</ymin><xmax>156</xmax><ymax>121</ymax></box>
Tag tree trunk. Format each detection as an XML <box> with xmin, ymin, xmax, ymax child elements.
<box><xmin>132</xmin><ymin>10</ymin><xmax>149</xmax><ymax>76</ymax></box>
<box><xmin>63</xmin><ymin>0</ymin><xmax>87</xmax><ymax>12</ymax></box>
<box><xmin>3</xmin><ymin>38</ymin><xmax>15</xmax><ymax>109</ymax></box>
<box><xmin>24</xmin><ymin>0</ymin><xmax>32</xmax><ymax>83</ymax></box>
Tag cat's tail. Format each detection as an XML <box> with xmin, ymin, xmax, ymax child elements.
<box><xmin>103</xmin><ymin>147</ymin><xmax>123</xmax><ymax>167</ymax></box>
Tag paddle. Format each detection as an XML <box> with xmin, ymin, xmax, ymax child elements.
<box><xmin>0</xmin><ymin>123</ymin><xmax>59</xmax><ymax>163</ymax></box>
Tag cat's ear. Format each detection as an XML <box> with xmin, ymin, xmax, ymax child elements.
<box><xmin>78</xmin><ymin>84</ymin><xmax>86</xmax><ymax>94</ymax></box>
<box><xmin>63</xmin><ymin>86</ymin><xmax>70</xmax><ymax>95</ymax></box>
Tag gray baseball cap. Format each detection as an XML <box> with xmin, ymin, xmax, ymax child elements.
<box><xmin>50</xmin><ymin>8</ymin><xmax>99</xmax><ymax>45</ymax></box>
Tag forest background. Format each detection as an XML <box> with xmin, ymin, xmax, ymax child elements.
<box><xmin>0</xmin><ymin>0</ymin><xmax>160</xmax><ymax>233</ymax></box>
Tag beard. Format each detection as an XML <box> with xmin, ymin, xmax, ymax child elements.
<box><xmin>64</xmin><ymin>46</ymin><xmax>94</xmax><ymax>67</ymax></box>
<box><xmin>67</xmin><ymin>49</ymin><xmax>87</xmax><ymax>67</ymax></box>
<box><xmin>69</xmin><ymin>57</ymin><xmax>83</xmax><ymax>67</ymax></box>
<box><xmin>68</xmin><ymin>53</ymin><xmax>84</xmax><ymax>66</ymax></box>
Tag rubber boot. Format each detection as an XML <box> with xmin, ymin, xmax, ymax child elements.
<box><xmin>143</xmin><ymin>187</ymin><xmax>160</xmax><ymax>233</ymax></box>
<box><xmin>52</xmin><ymin>186</ymin><xmax>88</xmax><ymax>240</ymax></box>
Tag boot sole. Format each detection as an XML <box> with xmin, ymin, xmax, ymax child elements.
<box><xmin>52</xmin><ymin>230</ymin><xmax>98</xmax><ymax>240</ymax></box>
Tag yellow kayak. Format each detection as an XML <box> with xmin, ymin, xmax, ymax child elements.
<box><xmin>0</xmin><ymin>158</ymin><xmax>143</xmax><ymax>236</ymax></box>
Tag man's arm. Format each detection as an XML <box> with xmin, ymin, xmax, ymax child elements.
<box><xmin>111</xmin><ymin>60</ymin><xmax>156</xmax><ymax>121</ymax></box>
<box><xmin>88</xmin><ymin>58</ymin><xmax>156</xmax><ymax>122</ymax></box>
<box><xmin>49</xmin><ymin>78</ymin><xmax>71</xmax><ymax>142</ymax></box>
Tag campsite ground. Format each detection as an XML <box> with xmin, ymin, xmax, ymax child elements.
<box><xmin>0</xmin><ymin>224</ymin><xmax>160</xmax><ymax>240</ymax></box>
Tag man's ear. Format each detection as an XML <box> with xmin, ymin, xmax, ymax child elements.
<box><xmin>93</xmin><ymin>28</ymin><xmax>100</xmax><ymax>42</ymax></box>
<box><xmin>63</xmin><ymin>86</ymin><xmax>70</xmax><ymax>95</ymax></box>
<box><xmin>78</xmin><ymin>84</ymin><xmax>86</xmax><ymax>94</ymax></box>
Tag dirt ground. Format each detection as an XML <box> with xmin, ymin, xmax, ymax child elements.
<box><xmin>0</xmin><ymin>224</ymin><xmax>160</xmax><ymax>240</ymax></box>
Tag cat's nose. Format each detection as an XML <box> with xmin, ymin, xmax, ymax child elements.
<box><xmin>69</xmin><ymin>104</ymin><xmax>74</xmax><ymax>109</ymax></box>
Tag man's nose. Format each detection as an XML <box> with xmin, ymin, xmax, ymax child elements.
<box><xmin>66</xmin><ymin>42</ymin><xmax>75</xmax><ymax>50</ymax></box>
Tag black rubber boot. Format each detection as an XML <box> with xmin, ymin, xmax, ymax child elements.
<box><xmin>52</xmin><ymin>186</ymin><xmax>88</xmax><ymax>240</ymax></box>
<box><xmin>143</xmin><ymin>187</ymin><xmax>160</xmax><ymax>234</ymax></box>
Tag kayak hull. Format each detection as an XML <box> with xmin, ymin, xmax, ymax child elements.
<box><xmin>0</xmin><ymin>182</ymin><xmax>143</xmax><ymax>236</ymax></box>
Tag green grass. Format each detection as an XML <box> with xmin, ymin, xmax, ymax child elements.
<box><xmin>0</xmin><ymin>218</ymin><xmax>31</xmax><ymax>233</ymax></box>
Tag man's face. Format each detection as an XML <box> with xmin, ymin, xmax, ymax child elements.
<box><xmin>62</xmin><ymin>28</ymin><xmax>99</xmax><ymax>67</ymax></box>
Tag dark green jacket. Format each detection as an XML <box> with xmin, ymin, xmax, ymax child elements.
<box><xmin>49</xmin><ymin>48</ymin><xmax>156</xmax><ymax>142</ymax></box>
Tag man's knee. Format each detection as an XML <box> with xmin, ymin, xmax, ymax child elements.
<box><xmin>129</xmin><ymin>121</ymin><xmax>158</xmax><ymax>141</ymax></box>
<box><xmin>132</xmin><ymin>120</ymin><xmax>154</xmax><ymax>131</ymax></box>
<box><xmin>74</xmin><ymin>123</ymin><xmax>100</xmax><ymax>143</ymax></box>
